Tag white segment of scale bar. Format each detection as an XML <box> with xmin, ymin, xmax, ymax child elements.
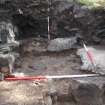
<box><xmin>46</xmin><ymin>74</ymin><xmax>99</xmax><ymax>79</ymax></box>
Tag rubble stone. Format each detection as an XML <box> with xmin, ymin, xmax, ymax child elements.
<box><xmin>70</xmin><ymin>77</ymin><xmax>105</xmax><ymax>105</ymax></box>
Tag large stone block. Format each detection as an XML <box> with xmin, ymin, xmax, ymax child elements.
<box><xmin>47</xmin><ymin>37</ymin><xmax>77</xmax><ymax>52</ymax></box>
<box><xmin>70</xmin><ymin>77</ymin><xmax>105</xmax><ymax>105</ymax></box>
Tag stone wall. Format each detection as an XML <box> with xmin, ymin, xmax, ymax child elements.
<box><xmin>0</xmin><ymin>0</ymin><xmax>105</xmax><ymax>44</ymax></box>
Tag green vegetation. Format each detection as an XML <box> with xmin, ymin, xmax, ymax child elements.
<box><xmin>78</xmin><ymin>0</ymin><xmax>105</xmax><ymax>8</ymax></box>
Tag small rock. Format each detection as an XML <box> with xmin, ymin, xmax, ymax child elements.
<box><xmin>92</xmin><ymin>36</ymin><xmax>101</xmax><ymax>44</ymax></box>
<box><xmin>81</xmin><ymin>5</ymin><xmax>89</xmax><ymax>10</ymax></box>
<box><xmin>29</xmin><ymin>63</ymin><xmax>47</xmax><ymax>71</ymax></box>
<box><xmin>43</xmin><ymin>92</ymin><xmax>52</xmax><ymax>105</ymax></box>
<box><xmin>101</xmin><ymin>39</ymin><xmax>105</xmax><ymax>45</ymax></box>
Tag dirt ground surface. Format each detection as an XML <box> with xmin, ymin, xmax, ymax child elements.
<box><xmin>0</xmin><ymin>39</ymin><xmax>90</xmax><ymax>105</ymax></box>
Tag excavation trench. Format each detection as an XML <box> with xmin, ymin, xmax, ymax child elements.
<box><xmin>0</xmin><ymin>37</ymin><xmax>105</xmax><ymax>105</ymax></box>
<box><xmin>0</xmin><ymin>0</ymin><xmax>105</xmax><ymax>105</ymax></box>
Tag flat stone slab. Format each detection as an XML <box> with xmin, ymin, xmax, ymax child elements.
<box><xmin>70</xmin><ymin>76</ymin><xmax>105</xmax><ymax>105</ymax></box>
<box><xmin>47</xmin><ymin>37</ymin><xmax>77</xmax><ymax>52</ymax></box>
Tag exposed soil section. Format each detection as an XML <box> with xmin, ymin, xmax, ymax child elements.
<box><xmin>0</xmin><ymin>38</ymin><xmax>85</xmax><ymax>105</ymax></box>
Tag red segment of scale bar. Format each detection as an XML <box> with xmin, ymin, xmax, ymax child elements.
<box><xmin>4</xmin><ymin>75</ymin><xmax>47</xmax><ymax>81</ymax></box>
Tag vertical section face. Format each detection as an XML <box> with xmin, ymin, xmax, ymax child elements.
<box><xmin>36</xmin><ymin>0</ymin><xmax>49</xmax><ymax>37</ymax></box>
<box><xmin>11</xmin><ymin>0</ymin><xmax>49</xmax><ymax>39</ymax></box>
<box><xmin>50</xmin><ymin>0</ymin><xmax>79</xmax><ymax>39</ymax></box>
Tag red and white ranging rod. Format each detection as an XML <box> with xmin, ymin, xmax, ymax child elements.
<box><xmin>83</xmin><ymin>42</ymin><xmax>96</xmax><ymax>67</ymax></box>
